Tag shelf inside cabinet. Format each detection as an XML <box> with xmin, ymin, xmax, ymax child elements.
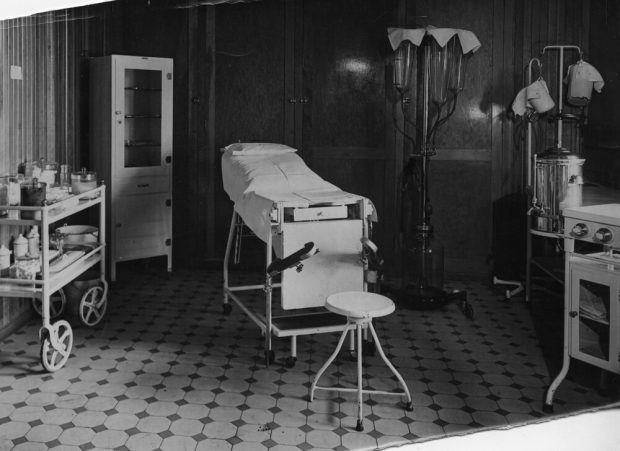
<box><xmin>125</xmin><ymin>114</ymin><xmax>161</xmax><ymax>119</ymax></box>
<box><xmin>125</xmin><ymin>86</ymin><xmax>162</xmax><ymax>92</ymax></box>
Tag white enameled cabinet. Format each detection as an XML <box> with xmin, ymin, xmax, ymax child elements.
<box><xmin>89</xmin><ymin>55</ymin><xmax>173</xmax><ymax>281</ymax></box>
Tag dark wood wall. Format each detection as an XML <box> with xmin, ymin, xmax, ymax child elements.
<box><xmin>1</xmin><ymin>0</ymin><xmax>607</xmax><ymax>281</ymax></box>
<box><xmin>583</xmin><ymin>1</ymin><xmax>620</xmax><ymax>189</ymax></box>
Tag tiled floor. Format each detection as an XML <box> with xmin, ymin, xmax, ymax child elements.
<box><xmin>0</xmin><ymin>263</ymin><xmax>617</xmax><ymax>451</ymax></box>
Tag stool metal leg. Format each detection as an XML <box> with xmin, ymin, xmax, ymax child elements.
<box><xmin>356</xmin><ymin>321</ymin><xmax>364</xmax><ymax>431</ymax></box>
<box><xmin>368</xmin><ymin>321</ymin><xmax>413</xmax><ymax>410</ymax></box>
<box><xmin>310</xmin><ymin>323</ymin><xmax>352</xmax><ymax>402</ymax></box>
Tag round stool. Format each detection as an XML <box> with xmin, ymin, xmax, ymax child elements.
<box><xmin>309</xmin><ymin>291</ymin><xmax>413</xmax><ymax>431</ymax></box>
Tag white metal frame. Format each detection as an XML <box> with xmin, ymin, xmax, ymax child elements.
<box><xmin>544</xmin><ymin>237</ymin><xmax>620</xmax><ymax>411</ymax></box>
<box><xmin>309</xmin><ymin>314</ymin><xmax>413</xmax><ymax>431</ymax></box>
<box><xmin>0</xmin><ymin>185</ymin><xmax>107</xmax><ymax>372</ymax></box>
<box><xmin>222</xmin><ymin>198</ymin><xmax>373</xmax><ymax>365</ymax></box>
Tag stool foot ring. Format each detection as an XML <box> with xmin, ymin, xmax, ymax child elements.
<box><xmin>355</xmin><ymin>420</ymin><xmax>363</xmax><ymax>432</ymax></box>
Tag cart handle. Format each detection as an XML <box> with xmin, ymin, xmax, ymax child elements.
<box><xmin>267</xmin><ymin>242</ymin><xmax>318</xmax><ymax>277</ymax></box>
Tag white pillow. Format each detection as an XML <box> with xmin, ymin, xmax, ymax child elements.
<box><xmin>224</xmin><ymin>142</ymin><xmax>297</xmax><ymax>155</ymax></box>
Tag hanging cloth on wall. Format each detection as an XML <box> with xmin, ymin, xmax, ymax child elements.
<box><xmin>564</xmin><ymin>60</ymin><xmax>605</xmax><ymax>107</ymax></box>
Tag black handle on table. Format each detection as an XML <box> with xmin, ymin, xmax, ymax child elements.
<box><xmin>267</xmin><ymin>242</ymin><xmax>318</xmax><ymax>277</ymax></box>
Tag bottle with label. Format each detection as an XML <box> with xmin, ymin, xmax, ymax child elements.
<box><xmin>7</xmin><ymin>174</ymin><xmax>22</xmax><ymax>219</ymax></box>
<box><xmin>13</xmin><ymin>234</ymin><xmax>28</xmax><ymax>258</ymax></box>
<box><xmin>27</xmin><ymin>226</ymin><xmax>40</xmax><ymax>257</ymax></box>
<box><xmin>0</xmin><ymin>244</ymin><xmax>11</xmax><ymax>275</ymax></box>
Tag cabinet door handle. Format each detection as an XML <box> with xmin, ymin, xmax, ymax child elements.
<box><xmin>165</xmin><ymin>199</ymin><xmax>172</xmax><ymax>207</ymax></box>
<box><xmin>569</xmin><ymin>311</ymin><xmax>578</xmax><ymax>318</ymax></box>
<box><xmin>137</xmin><ymin>183</ymin><xmax>149</xmax><ymax>188</ymax></box>
<box><xmin>165</xmin><ymin>156</ymin><xmax>172</xmax><ymax>164</ymax></box>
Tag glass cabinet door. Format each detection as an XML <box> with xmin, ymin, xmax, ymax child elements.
<box><xmin>113</xmin><ymin>57</ymin><xmax>173</xmax><ymax>178</ymax></box>
<box><xmin>570</xmin><ymin>261</ymin><xmax>620</xmax><ymax>372</ymax></box>
<box><xmin>123</xmin><ymin>69</ymin><xmax>162</xmax><ymax>168</ymax></box>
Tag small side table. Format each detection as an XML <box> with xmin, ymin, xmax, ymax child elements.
<box><xmin>309</xmin><ymin>291</ymin><xmax>413</xmax><ymax>431</ymax></box>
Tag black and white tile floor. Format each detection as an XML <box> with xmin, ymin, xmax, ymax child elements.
<box><xmin>0</xmin><ymin>265</ymin><xmax>616</xmax><ymax>450</ymax></box>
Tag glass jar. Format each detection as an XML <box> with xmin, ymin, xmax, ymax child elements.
<box><xmin>0</xmin><ymin>176</ymin><xmax>8</xmax><ymax>217</ymax></box>
<box><xmin>20</xmin><ymin>178</ymin><xmax>47</xmax><ymax>220</ymax></box>
<box><xmin>39</xmin><ymin>161</ymin><xmax>58</xmax><ymax>187</ymax></box>
<box><xmin>7</xmin><ymin>174</ymin><xmax>22</xmax><ymax>219</ymax></box>
<box><xmin>71</xmin><ymin>168</ymin><xmax>97</xmax><ymax>194</ymax></box>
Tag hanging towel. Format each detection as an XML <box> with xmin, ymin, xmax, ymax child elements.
<box><xmin>564</xmin><ymin>60</ymin><xmax>604</xmax><ymax>106</ymax></box>
<box><xmin>511</xmin><ymin>87</ymin><xmax>530</xmax><ymax>117</ymax></box>
<box><xmin>512</xmin><ymin>79</ymin><xmax>555</xmax><ymax>116</ymax></box>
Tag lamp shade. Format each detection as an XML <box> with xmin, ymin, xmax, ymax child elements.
<box><xmin>388</xmin><ymin>26</ymin><xmax>480</xmax><ymax>106</ymax></box>
<box><xmin>387</xmin><ymin>26</ymin><xmax>481</xmax><ymax>54</ymax></box>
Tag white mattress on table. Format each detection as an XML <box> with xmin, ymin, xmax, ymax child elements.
<box><xmin>221</xmin><ymin>150</ymin><xmax>370</xmax><ymax>243</ymax></box>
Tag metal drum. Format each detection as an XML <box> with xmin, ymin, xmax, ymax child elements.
<box><xmin>534</xmin><ymin>149</ymin><xmax>585</xmax><ymax>233</ymax></box>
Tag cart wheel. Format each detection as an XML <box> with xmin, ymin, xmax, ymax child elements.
<box><xmin>79</xmin><ymin>286</ymin><xmax>107</xmax><ymax>326</ymax></box>
<box><xmin>285</xmin><ymin>356</ymin><xmax>297</xmax><ymax>368</ymax></box>
<box><xmin>40</xmin><ymin>320</ymin><xmax>73</xmax><ymax>372</ymax></box>
<box><xmin>223</xmin><ymin>303</ymin><xmax>232</xmax><ymax>315</ymax></box>
<box><xmin>32</xmin><ymin>289</ymin><xmax>66</xmax><ymax>319</ymax></box>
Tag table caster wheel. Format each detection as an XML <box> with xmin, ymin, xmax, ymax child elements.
<box><xmin>265</xmin><ymin>350</ymin><xmax>275</xmax><ymax>366</ymax></box>
<box><xmin>32</xmin><ymin>289</ymin><xmax>66</xmax><ymax>319</ymax></box>
<box><xmin>362</xmin><ymin>340</ymin><xmax>375</xmax><ymax>356</ymax></box>
<box><xmin>355</xmin><ymin>420</ymin><xmax>364</xmax><ymax>432</ymax></box>
<box><xmin>405</xmin><ymin>401</ymin><xmax>414</xmax><ymax>412</ymax></box>
<box><xmin>285</xmin><ymin>356</ymin><xmax>297</xmax><ymax>368</ymax></box>
<box><xmin>77</xmin><ymin>285</ymin><xmax>107</xmax><ymax>326</ymax></box>
<box><xmin>462</xmin><ymin>301</ymin><xmax>474</xmax><ymax>319</ymax></box>
<box><xmin>40</xmin><ymin>320</ymin><xmax>73</xmax><ymax>372</ymax></box>
<box><xmin>223</xmin><ymin>303</ymin><xmax>232</xmax><ymax>315</ymax></box>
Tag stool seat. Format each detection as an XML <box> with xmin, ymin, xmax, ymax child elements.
<box><xmin>326</xmin><ymin>291</ymin><xmax>395</xmax><ymax>319</ymax></box>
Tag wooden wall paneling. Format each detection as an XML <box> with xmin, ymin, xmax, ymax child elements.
<box><xmin>213</xmin><ymin>1</ymin><xmax>287</xmax><ymax>265</ymax></box>
<box><xmin>284</xmin><ymin>0</ymin><xmax>295</xmax><ymax>148</ymax></box>
<box><xmin>203</xmin><ymin>7</ymin><xmax>216</xmax><ymax>263</ymax></box>
<box><xmin>386</xmin><ymin>0</ymin><xmax>408</xmax><ymax>276</ymax></box>
<box><xmin>177</xmin><ymin>6</ymin><xmax>196</xmax><ymax>266</ymax></box>
<box><xmin>300</xmin><ymin>0</ymin><xmax>393</xmax><ymax>264</ymax></box>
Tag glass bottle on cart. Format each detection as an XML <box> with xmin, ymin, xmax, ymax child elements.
<box><xmin>90</xmin><ymin>55</ymin><xmax>173</xmax><ymax>282</ymax></box>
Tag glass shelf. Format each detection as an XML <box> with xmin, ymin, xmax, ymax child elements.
<box><xmin>125</xmin><ymin>86</ymin><xmax>162</xmax><ymax>92</ymax></box>
<box><xmin>125</xmin><ymin>114</ymin><xmax>161</xmax><ymax>119</ymax></box>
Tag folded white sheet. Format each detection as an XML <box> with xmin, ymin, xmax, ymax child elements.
<box><xmin>222</xmin><ymin>150</ymin><xmax>373</xmax><ymax>243</ymax></box>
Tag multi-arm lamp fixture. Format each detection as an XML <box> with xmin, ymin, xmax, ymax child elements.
<box><xmin>388</xmin><ymin>26</ymin><xmax>480</xmax><ymax>315</ymax></box>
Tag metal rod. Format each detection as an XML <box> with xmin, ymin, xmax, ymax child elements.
<box><xmin>540</xmin><ymin>45</ymin><xmax>582</xmax><ymax>151</ymax></box>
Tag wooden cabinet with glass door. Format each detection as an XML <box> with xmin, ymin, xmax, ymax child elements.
<box><xmin>90</xmin><ymin>55</ymin><xmax>173</xmax><ymax>281</ymax></box>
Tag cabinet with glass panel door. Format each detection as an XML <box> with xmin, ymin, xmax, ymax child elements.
<box><xmin>89</xmin><ymin>55</ymin><xmax>173</xmax><ymax>281</ymax></box>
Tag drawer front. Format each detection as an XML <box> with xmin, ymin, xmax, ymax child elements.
<box><xmin>115</xmin><ymin>176</ymin><xmax>170</xmax><ymax>195</ymax></box>
<box><xmin>289</xmin><ymin>205</ymin><xmax>348</xmax><ymax>222</ymax></box>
